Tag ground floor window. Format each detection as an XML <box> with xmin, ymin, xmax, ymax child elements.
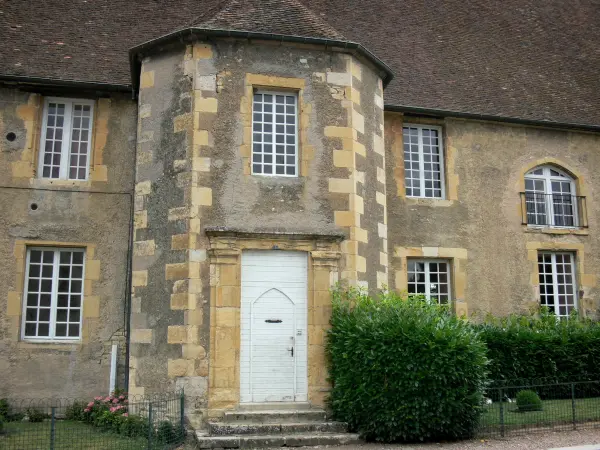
<box><xmin>407</xmin><ymin>259</ymin><xmax>451</xmax><ymax>304</ymax></box>
<box><xmin>538</xmin><ymin>252</ymin><xmax>577</xmax><ymax>318</ymax></box>
<box><xmin>22</xmin><ymin>247</ymin><xmax>85</xmax><ymax>340</ymax></box>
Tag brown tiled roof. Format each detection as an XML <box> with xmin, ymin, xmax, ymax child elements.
<box><xmin>192</xmin><ymin>0</ymin><xmax>346</xmax><ymax>40</ymax></box>
<box><xmin>1</xmin><ymin>0</ymin><xmax>599</xmax><ymax>127</ymax></box>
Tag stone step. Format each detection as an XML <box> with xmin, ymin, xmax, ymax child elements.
<box><xmin>222</xmin><ymin>410</ymin><xmax>327</xmax><ymax>423</ymax></box>
<box><xmin>195</xmin><ymin>432</ymin><xmax>361</xmax><ymax>448</ymax></box>
<box><xmin>208</xmin><ymin>421</ymin><xmax>348</xmax><ymax>435</ymax></box>
<box><xmin>236</xmin><ymin>402</ymin><xmax>312</xmax><ymax>411</ymax></box>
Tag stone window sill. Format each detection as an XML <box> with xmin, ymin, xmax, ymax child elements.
<box><xmin>523</xmin><ymin>226</ymin><xmax>589</xmax><ymax>236</ymax></box>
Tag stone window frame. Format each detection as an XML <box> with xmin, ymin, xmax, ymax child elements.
<box><xmin>518</xmin><ymin>158</ymin><xmax>588</xmax><ymax>236</ymax></box>
<box><xmin>205</xmin><ymin>229</ymin><xmax>342</xmax><ymax>418</ymax></box>
<box><xmin>37</xmin><ymin>97</ymin><xmax>96</xmax><ymax>181</ymax></box>
<box><xmin>402</xmin><ymin>123</ymin><xmax>446</xmax><ymax>200</ymax></box>
<box><xmin>241</xmin><ymin>74</ymin><xmax>313</xmax><ymax>177</ymax></box>
<box><xmin>526</xmin><ymin>241</ymin><xmax>596</xmax><ymax>318</ymax></box>
<box><xmin>406</xmin><ymin>258</ymin><xmax>452</xmax><ymax>305</ymax></box>
<box><xmin>394</xmin><ymin>246</ymin><xmax>468</xmax><ymax>317</ymax></box>
<box><xmin>21</xmin><ymin>246</ymin><xmax>86</xmax><ymax>342</ymax></box>
<box><xmin>6</xmin><ymin>240</ymin><xmax>101</xmax><ymax>348</ymax></box>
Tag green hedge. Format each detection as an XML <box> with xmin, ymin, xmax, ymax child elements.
<box><xmin>475</xmin><ymin>311</ymin><xmax>600</xmax><ymax>387</ymax></box>
<box><xmin>327</xmin><ymin>288</ymin><xmax>488</xmax><ymax>442</ymax></box>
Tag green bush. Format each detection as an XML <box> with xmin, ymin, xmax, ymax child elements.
<box><xmin>0</xmin><ymin>415</ymin><xmax>5</xmax><ymax>435</ymax></box>
<box><xmin>327</xmin><ymin>287</ymin><xmax>488</xmax><ymax>442</ymax></box>
<box><xmin>156</xmin><ymin>420</ymin><xmax>177</xmax><ymax>443</ymax></box>
<box><xmin>25</xmin><ymin>408</ymin><xmax>48</xmax><ymax>423</ymax></box>
<box><xmin>118</xmin><ymin>415</ymin><xmax>149</xmax><ymax>438</ymax></box>
<box><xmin>475</xmin><ymin>310</ymin><xmax>600</xmax><ymax>395</ymax></box>
<box><xmin>515</xmin><ymin>390</ymin><xmax>543</xmax><ymax>412</ymax></box>
<box><xmin>0</xmin><ymin>399</ymin><xmax>9</xmax><ymax>420</ymax></box>
<box><xmin>65</xmin><ymin>401</ymin><xmax>86</xmax><ymax>421</ymax></box>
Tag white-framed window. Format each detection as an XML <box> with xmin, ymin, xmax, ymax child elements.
<box><xmin>38</xmin><ymin>97</ymin><xmax>95</xmax><ymax>181</ymax></box>
<box><xmin>407</xmin><ymin>259</ymin><xmax>451</xmax><ymax>304</ymax></box>
<box><xmin>538</xmin><ymin>252</ymin><xmax>577</xmax><ymax>318</ymax></box>
<box><xmin>251</xmin><ymin>91</ymin><xmax>298</xmax><ymax>177</ymax></box>
<box><xmin>524</xmin><ymin>166</ymin><xmax>578</xmax><ymax>227</ymax></box>
<box><xmin>403</xmin><ymin>124</ymin><xmax>445</xmax><ymax>198</ymax></box>
<box><xmin>21</xmin><ymin>247</ymin><xmax>85</xmax><ymax>341</ymax></box>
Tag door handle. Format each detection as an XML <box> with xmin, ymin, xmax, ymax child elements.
<box><xmin>288</xmin><ymin>346</ymin><xmax>294</xmax><ymax>357</ymax></box>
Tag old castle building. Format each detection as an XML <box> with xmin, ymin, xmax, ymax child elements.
<box><xmin>1</xmin><ymin>0</ymin><xmax>600</xmax><ymax>427</ymax></box>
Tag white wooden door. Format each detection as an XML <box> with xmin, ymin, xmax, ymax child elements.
<box><xmin>240</xmin><ymin>251</ymin><xmax>308</xmax><ymax>403</ymax></box>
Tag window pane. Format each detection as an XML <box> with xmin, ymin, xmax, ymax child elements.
<box><xmin>252</xmin><ymin>92</ymin><xmax>297</xmax><ymax>177</ymax></box>
<box><xmin>403</xmin><ymin>126</ymin><xmax>444</xmax><ymax>198</ymax></box>
<box><xmin>41</xmin><ymin>102</ymin><xmax>66</xmax><ymax>179</ymax></box>
<box><xmin>538</xmin><ymin>252</ymin><xmax>577</xmax><ymax>318</ymax></box>
<box><xmin>23</xmin><ymin>248</ymin><xmax>85</xmax><ymax>340</ymax></box>
<box><xmin>407</xmin><ymin>260</ymin><xmax>451</xmax><ymax>304</ymax></box>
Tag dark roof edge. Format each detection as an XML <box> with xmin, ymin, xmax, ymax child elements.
<box><xmin>0</xmin><ymin>74</ymin><xmax>131</xmax><ymax>93</ymax></box>
<box><xmin>129</xmin><ymin>27</ymin><xmax>394</xmax><ymax>95</ymax></box>
<box><xmin>386</xmin><ymin>104</ymin><xmax>600</xmax><ymax>133</ymax></box>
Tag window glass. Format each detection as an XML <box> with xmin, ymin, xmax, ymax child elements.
<box><xmin>403</xmin><ymin>125</ymin><xmax>444</xmax><ymax>198</ymax></box>
<box><xmin>407</xmin><ymin>260</ymin><xmax>451</xmax><ymax>304</ymax></box>
<box><xmin>537</xmin><ymin>252</ymin><xmax>577</xmax><ymax>318</ymax></box>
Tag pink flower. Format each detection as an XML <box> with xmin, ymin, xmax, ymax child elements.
<box><xmin>119</xmin><ymin>395</ymin><xmax>125</xmax><ymax>400</ymax></box>
<box><xmin>112</xmin><ymin>398</ymin><xmax>119</xmax><ymax>404</ymax></box>
<box><xmin>87</xmin><ymin>401</ymin><xmax>94</xmax><ymax>407</ymax></box>
<box><xmin>123</xmin><ymin>413</ymin><xmax>128</xmax><ymax>417</ymax></box>
<box><xmin>84</xmin><ymin>408</ymin><xmax>90</xmax><ymax>413</ymax></box>
<box><xmin>94</xmin><ymin>396</ymin><xmax>102</xmax><ymax>401</ymax></box>
<box><xmin>109</xmin><ymin>407</ymin><xmax>116</xmax><ymax>413</ymax></box>
<box><xmin>104</xmin><ymin>397</ymin><xmax>111</xmax><ymax>402</ymax></box>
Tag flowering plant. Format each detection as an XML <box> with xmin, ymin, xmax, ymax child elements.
<box><xmin>82</xmin><ymin>390</ymin><xmax>128</xmax><ymax>427</ymax></box>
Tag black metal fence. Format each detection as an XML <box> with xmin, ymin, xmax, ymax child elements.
<box><xmin>0</xmin><ymin>391</ymin><xmax>185</xmax><ymax>449</ymax></box>
<box><xmin>519</xmin><ymin>192</ymin><xmax>588</xmax><ymax>228</ymax></box>
<box><xmin>478</xmin><ymin>380</ymin><xmax>600</xmax><ymax>437</ymax></box>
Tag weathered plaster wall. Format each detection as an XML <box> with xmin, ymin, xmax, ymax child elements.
<box><xmin>386</xmin><ymin>113</ymin><xmax>600</xmax><ymax>318</ymax></box>
<box><xmin>0</xmin><ymin>87</ymin><xmax>136</xmax><ymax>398</ymax></box>
<box><xmin>130</xmin><ymin>39</ymin><xmax>384</xmax><ymax>422</ymax></box>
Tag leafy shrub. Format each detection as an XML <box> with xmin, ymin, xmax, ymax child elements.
<box><xmin>0</xmin><ymin>399</ymin><xmax>9</xmax><ymax>420</ymax></box>
<box><xmin>25</xmin><ymin>408</ymin><xmax>48</xmax><ymax>423</ymax></box>
<box><xmin>327</xmin><ymin>287</ymin><xmax>488</xmax><ymax>442</ymax></box>
<box><xmin>515</xmin><ymin>390</ymin><xmax>543</xmax><ymax>412</ymax></box>
<box><xmin>475</xmin><ymin>310</ymin><xmax>600</xmax><ymax>396</ymax></box>
<box><xmin>156</xmin><ymin>420</ymin><xmax>177</xmax><ymax>443</ymax></box>
<box><xmin>0</xmin><ymin>415</ymin><xmax>5</xmax><ymax>435</ymax></box>
<box><xmin>65</xmin><ymin>401</ymin><xmax>86</xmax><ymax>421</ymax></box>
<box><xmin>119</xmin><ymin>414</ymin><xmax>149</xmax><ymax>438</ymax></box>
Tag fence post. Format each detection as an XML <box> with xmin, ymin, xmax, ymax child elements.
<box><xmin>180</xmin><ymin>389</ymin><xmax>185</xmax><ymax>440</ymax></box>
<box><xmin>499</xmin><ymin>388</ymin><xmax>505</xmax><ymax>438</ymax></box>
<box><xmin>50</xmin><ymin>407</ymin><xmax>56</xmax><ymax>450</ymax></box>
<box><xmin>571</xmin><ymin>383</ymin><xmax>577</xmax><ymax>430</ymax></box>
<box><xmin>147</xmin><ymin>402</ymin><xmax>153</xmax><ymax>450</ymax></box>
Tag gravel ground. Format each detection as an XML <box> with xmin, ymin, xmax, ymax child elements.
<box><xmin>319</xmin><ymin>429</ymin><xmax>600</xmax><ymax>449</ymax></box>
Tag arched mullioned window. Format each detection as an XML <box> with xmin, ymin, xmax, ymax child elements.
<box><xmin>524</xmin><ymin>165</ymin><xmax>579</xmax><ymax>227</ymax></box>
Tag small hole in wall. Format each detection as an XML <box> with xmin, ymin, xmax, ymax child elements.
<box><xmin>30</xmin><ymin>203</ymin><xmax>38</xmax><ymax>211</ymax></box>
<box><xmin>6</xmin><ymin>132</ymin><xmax>16</xmax><ymax>142</ymax></box>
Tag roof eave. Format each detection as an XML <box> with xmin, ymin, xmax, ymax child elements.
<box><xmin>0</xmin><ymin>74</ymin><xmax>131</xmax><ymax>94</ymax></box>
<box><xmin>386</xmin><ymin>104</ymin><xmax>600</xmax><ymax>133</ymax></box>
<box><xmin>128</xmin><ymin>27</ymin><xmax>394</xmax><ymax>95</ymax></box>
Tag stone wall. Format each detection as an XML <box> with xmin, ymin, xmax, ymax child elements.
<box><xmin>385</xmin><ymin>113</ymin><xmax>600</xmax><ymax>318</ymax></box>
<box><xmin>0</xmin><ymin>87</ymin><xmax>136</xmax><ymax>398</ymax></box>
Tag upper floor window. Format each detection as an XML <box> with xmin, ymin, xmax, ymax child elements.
<box><xmin>252</xmin><ymin>91</ymin><xmax>298</xmax><ymax>177</ymax></box>
<box><xmin>38</xmin><ymin>98</ymin><xmax>95</xmax><ymax>181</ymax></box>
<box><xmin>407</xmin><ymin>259</ymin><xmax>451</xmax><ymax>304</ymax></box>
<box><xmin>523</xmin><ymin>165</ymin><xmax>585</xmax><ymax>228</ymax></box>
<box><xmin>22</xmin><ymin>247</ymin><xmax>85</xmax><ymax>341</ymax></box>
<box><xmin>403</xmin><ymin>124</ymin><xmax>445</xmax><ymax>199</ymax></box>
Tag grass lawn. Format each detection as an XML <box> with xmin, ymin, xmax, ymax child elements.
<box><xmin>0</xmin><ymin>420</ymin><xmax>149</xmax><ymax>450</ymax></box>
<box><xmin>480</xmin><ymin>396</ymin><xmax>600</xmax><ymax>431</ymax></box>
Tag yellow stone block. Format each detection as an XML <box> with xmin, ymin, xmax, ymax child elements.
<box><xmin>183</xmin><ymin>344</ymin><xmax>207</xmax><ymax>360</ymax></box>
<box><xmin>132</xmin><ymin>270</ymin><xmax>148</xmax><ymax>287</ymax></box>
<box><xmin>324</xmin><ymin>126</ymin><xmax>356</xmax><ymax>140</ymax></box>
<box><xmin>214</xmin><ymin>367</ymin><xmax>236</xmax><ymax>388</ymax></box>
<box><xmin>328</xmin><ymin>178</ymin><xmax>354</xmax><ymax>194</ymax></box>
<box><xmin>131</xmin><ymin>329</ymin><xmax>152</xmax><ymax>344</ymax></box>
<box><xmin>334</xmin><ymin>210</ymin><xmax>357</xmax><ymax>227</ymax></box>
<box><xmin>170</xmin><ymin>293</ymin><xmax>191</xmax><ymax>310</ymax></box>
<box><xmin>11</xmin><ymin>161</ymin><xmax>34</xmax><ymax>179</ymax></box>
<box><xmin>194</xmin><ymin>130</ymin><xmax>210</xmax><ymax>147</ymax></box>
<box><xmin>376</xmin><ymin>191</ymin><xmax>386</xmax><ymax>206</ymax></box>
<box><xmin>193</xmin><ymin>157</ymin><xmax>211</xmax><ymax>172</ymax></box>
<box><xmin>134</xmin><ymin>210</ymin><xmax>148</xmax><ymax>229</ymax></box>
<box><xmin>171</xmin><ymin>234</ymin><xmax>189</xmax><ymax>250</ymax></box>
<box><xmin>219</xmin><ymin>265</ymin><xmax>239</xmax><ymax>287</ymax></box>
<box><xmin>91</xmin><ymin>165</ymin><xmax>108</xmax><ymax>182</ymax></box>
<box><xmin>192</xmin><ymin>187</ymin><xmax>213</xmax><ymax>206</ymax></box>
<box><xmin>6</xmin><ymin>291</ymin><xmax>21</xmax><ymax>316</ymax></box>
<box><xmin>85</xmin><ymin>260</ymin><xmax>101</xmax><ymax>280</ymax></box>
<box><xmin>351</xmin><ymin>227</ymin><xmax>368</xmax><ymax>243</ymax></box>
<box><xmin>167</xmin><ymin>326</ymin><xmax>187</xmax><ymax>344</ymax></box>
<box><xmin>333</xmin><ymin>150</ymin><xmax>354</xmax><ymax>168</ymax></box>
<box><xmin>216</xmin><ymin>308</ymin><xmax>238</xmax><ymax>328</ymax></box>
<box><xmin>216</xmin><ymin>286</ymin><xmax>241</xmax><ymax>307</ymax></box>
<box><xmin>196</xmin><ymin>97</ymin><xmax>218</xmax><ymax>113</ymax></box>
<box><xmin>246</xmin><ymin>73</ymin><xmax>305</xmax><ymax>89</ymax></box>
<box><xmin>83</xmin><ymin>296</ymin><xmax>101</xmax><ymax>318</ymax></box>
<box><xmin>140</xmin><ymin>71</ymin><xmax>155</xmax><ymax>89</ymax></box>
<box><xmin>186</xmin><ymin>308</ymin><xmax>204</xmax><ymax>325</ymax></box>
<box><xmin>193</xmin><ymin>43</ymin><xmax>213</xmax><ymax>59</ymax></box>
<box><xmin>133</xmin><ymin>240</ymin><xmax>156</xmax><ymax>257</ymax></box>
<box><xmin>166</xmin><ymin>263</ymin><xmax>188</xmax><ymax>281</ymax></box>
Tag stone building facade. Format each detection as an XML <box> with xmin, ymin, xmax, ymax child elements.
<box><xmin>1</xmin><ymin>0</ymin><xmax>599</xmax><ymax>428</ymax></box>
